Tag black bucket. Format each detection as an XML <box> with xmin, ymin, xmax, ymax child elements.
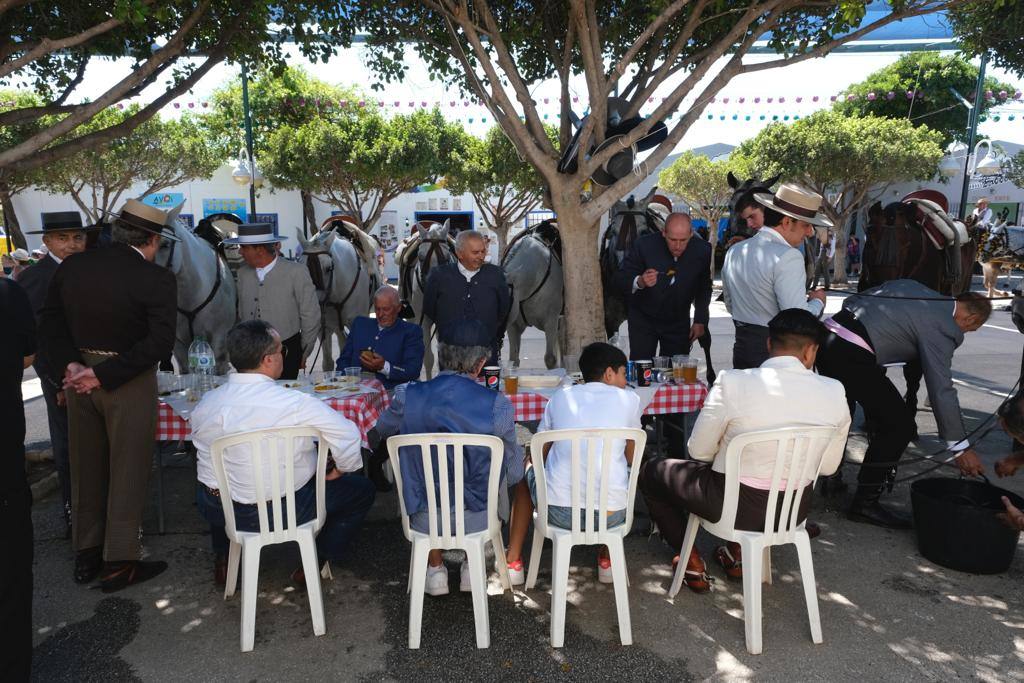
<box><xmin>911</xmin><ymin>477</ymin><xmax>1024</xmax><ymax>574</ymax></box>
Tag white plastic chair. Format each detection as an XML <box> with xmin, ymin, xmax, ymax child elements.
<box><xmin>667</xmin><ymin>426</ymin><xmax>841</xmax><ymax>655</ymax></box>
<box><xmin>211</xmin><ymin>426</ymin><xmax>329</xmax><ymax>652</ymax></box>
<box><xmin>524</xmin><ymin>427</ymin><xmax>647</xmax><ymax>648</ymax></box>
<box><xmin>386</xmin><ymin>433</ymin><xmax>512</xmax><ymax>649</ymax></box>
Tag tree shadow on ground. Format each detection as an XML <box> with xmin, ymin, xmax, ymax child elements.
<box><xmin>32</xmin><ymin>597</ymin><xmax>142</xmax><ymax>682</ymax></box>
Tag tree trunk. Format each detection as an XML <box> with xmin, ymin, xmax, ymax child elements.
<box><xmin>493</xmin><ymin>221</ymin><xmax>510</xmax><ymax>256</ymax></box>
<box><xmin>550</xmin><ymin>192</ymin><xmax>605</xmax><ymax>355</ymax></box>
<box><xmin>301</xmin><ymin>190</ymin><xmax>317</xmax><ymax>236</ymax></box>
<box><xmin>0</xmin><ymin>186</ymin><xmax>27</xmax><ymax>249</ymax></box>
<box><xmin>830</xmin><ymin>215</ymin><xmax>852</xmax><ymax>286</ymax></box>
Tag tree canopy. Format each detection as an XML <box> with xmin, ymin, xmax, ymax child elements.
<box><xmin>34</xmin><ymin>106</ymin><xmax>221</xmax><ymax>223</ymax></box>
<box><xmin>445</xmin><ymin>125</ymin><xmax>555</xmax><ymax>253</ymax></box>
<box><xmin>0</xmin><ymin>0</ymin><xmax>357</xmax><ymax>174</ymax></box>
<box><xmin>832</xmin><ymin>52</ymin><xmax>1016</xmax><ymax>147</ymax></box>
<box><xmin>737</xmin><ymin>109</ymin><xmax>944</xmax><ymax>282</ymax></box>
<box><xmin>949</xmin><ymin>1</ymin><xmax>1024</xmax><ymax>77</ymax></box>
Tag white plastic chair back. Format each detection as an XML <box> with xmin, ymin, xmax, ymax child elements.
<box><xmin>706</xmin><ymin>426</ymin><xmax>837</xmax><ymax>542</ymax></box>
<box><xmin>387</xmin><ymin>432</ymin><xmax>505</xmax><ymax>548</ymax></box>
<box><xmin>529</xmin><ymin>428</ymin><xmax>648</xmax><ymax>545</ymax></box>
<box><xmin>210</xmin><ymin>426</ymin><xmax>328</xmax><ymax>543</ymax></box>
<box><xmin>526</xmin><ymin>427</ymin><xmax>646</xmax><ymax>648</ymax></box>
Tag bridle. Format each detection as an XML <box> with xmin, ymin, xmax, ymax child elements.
<box><xmin>306</xmin><ymin>241</ymin><xmax>365</xmax><ymax>337</ymax></box>
<box><xmin>414</xmin><ymin>236</ymin><xmax>455</xmax><ymax>290</ymax></box>
<box><xmin>159</xmin><ymin>229</ymin><xmax>224</xmax><ymax>340</ymax></box>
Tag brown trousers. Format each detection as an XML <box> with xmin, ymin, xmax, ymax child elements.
<box><xmin>67</xmin><ymin>354</ymin><xmax>157</xmax><ymax>561</ymax></box>
<box><xmin>640</xmin><ymin>457</ymin><xmax>812</xmax><ymax>553</ymax></box>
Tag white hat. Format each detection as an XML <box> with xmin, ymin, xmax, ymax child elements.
<box><xmin>11</xmin><ymin>248</ymin><xmax>30</xmax><ymax>262</ymax></box>
<box><xmin>754</xmin><ymin>183</ymin><xmax>833</xmax><ymax>227</ymax></box>
<box><xmin>222</xmin><ymin>223</ymin><xmax>288</xmax><ymax>245</ymax></box>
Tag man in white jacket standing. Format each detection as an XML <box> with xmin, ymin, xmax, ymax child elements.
<box><xmin>640</xmin><ymin>309</ymin><xmax>850</xmax><ymax>593</ymax></box>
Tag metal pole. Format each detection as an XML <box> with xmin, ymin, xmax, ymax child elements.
<box><xmin>241</xmin><ymin>63</ymin><xmax>257</xmax><ymax>215</ymax></box>
<box><xmin>957</xmin><ymin>51</ymin><xmax>988</xmax><ymax>221</ymax></box>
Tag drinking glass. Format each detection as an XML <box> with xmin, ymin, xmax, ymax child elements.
<box><xmin>682</xmin><ymin>357</ymin><xmax>699</xmax><ymax>384</ymax></box>
<box><xmin>653</xmin><ymin>355</ymin><xmax>670</xmax><ymax>370</ymax></box>
<box><xmin>671</xmin><ymin>355</ymin><xmax>688</xmax><ymax>383</ymax></box>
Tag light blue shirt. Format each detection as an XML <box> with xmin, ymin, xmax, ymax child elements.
<box><xmin>721</xmin><ymin>227</ymin><xmax>824</xmax><ymax>326</ymax></box>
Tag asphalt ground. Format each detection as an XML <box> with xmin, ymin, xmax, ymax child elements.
<box><xmin>24</xmin><ymin>277</ymin><xmax>1024</xmax><ymax>681</ymax></box>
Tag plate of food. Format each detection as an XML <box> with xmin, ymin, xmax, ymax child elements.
<box><xmin>518</xmin><ymin>374</ymin><xmax>563</xmax><ymax>389</ymax></box>
<box><xmin>314</xmin><ymin>383</ymin><xmax>340</xmax><ymax>393</ymax></box>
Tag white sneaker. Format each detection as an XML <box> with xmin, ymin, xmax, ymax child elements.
<box><xmin>459</xmin><ymin>560</ymin><xmax>473</xmax><ymax>592</ymax></box>
<box><xmin>598</xmin><ymin>556</ymin><xmax>614</xmax><ymax>584</ymax></box>
<box><xmin>506</xmin><ymin>559</ymin><xmax>525</xmax><ymax>586</ymax></box>
<box><xmin>425</xmin><ymin>564</ymin><xmax>449</xmax><ymax>596</ymax></box>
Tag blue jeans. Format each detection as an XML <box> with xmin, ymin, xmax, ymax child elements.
<box><xmin>196</xmin><ymin>474</ymin><xmax>376</xmax><ymax>562</ymax></box>
<box><xmin>526</xmin><ymin>468</ymin><xmax>626</xmax><ymax>530</ymax></box>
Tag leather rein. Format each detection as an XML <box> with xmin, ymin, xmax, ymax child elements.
<box><xmin>161</xmin><ymin>234</ymin><xmax>225</xmax><ymax>340</ymax></box>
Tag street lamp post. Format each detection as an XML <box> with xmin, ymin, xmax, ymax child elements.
<box><xmin>957</xmin><ymin>52</ymin><xmax>989</xmax><ymax>221</ymax></box>
<box><xmin>240</xmin><ymin>63</ymin><xmax>257</xmax><ymax>215</ymax></box>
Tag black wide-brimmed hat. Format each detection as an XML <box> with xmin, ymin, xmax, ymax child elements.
<box><xmin>27</xmin><ymin>211</ymin><xmax>102</xmax><ymax>235</ymax></box>
<box><xmin>101</xmin><ymin>198</ymin><xmax>181</xmax><ymax>241</ymax></box>
<box><xmin>222</xmin><ymin>222</ymin><xmax>288</xmax><ymax>245</ymax></box>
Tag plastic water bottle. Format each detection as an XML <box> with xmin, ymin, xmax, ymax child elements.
<box><xmin>189</xmin><ymin>336</ymin><xmax>216</xmax><ymax>396</ymax></box>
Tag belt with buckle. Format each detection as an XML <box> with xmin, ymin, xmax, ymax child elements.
<box><xmin>79</xmin><ymin>348</ymin><xmax>119</xmax><ymax>357</ymax></box>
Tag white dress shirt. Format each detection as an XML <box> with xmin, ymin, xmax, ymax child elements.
<box><xmin>255</xmin><ymin>256</ymin><xmax>278</xmax><ymax>283</ymax></box>
<box><xmin>457</xmin><ymin>261</ymin><xmax>479</xmax><ymax>282</ymax></box>
<box><xmin>192</xmin><ymin>373</ymin><xmax>362</xmax><ymax>504</ymax></box>
<box><xmin>722</xmin><ymin>227</ymin><xmax>824</xmax><ymax>326</ymax></box>
<box><xmin>687</xmin><ymin>355</ymin><xmax>851</xmax><ymax>489</ymax></box>
<box><xmin>538</xmin><ymin>382</ymin><xmax>643</xmax><ymax>510</ymax></box>
<box><xmin>49</xmin><ymin>253</ymin><xmax>63</xmax><ymax>265</ymax></box>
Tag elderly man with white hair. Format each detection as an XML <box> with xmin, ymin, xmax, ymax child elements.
<box><xmin>422</xmin><ymin>229</ymin><xmax>511</xmax><ymax>365</ymax></box>
<box><xmin>337</xmin><ymin>285</ymin><xmax>424</xmax><ymax>391</ymax></box>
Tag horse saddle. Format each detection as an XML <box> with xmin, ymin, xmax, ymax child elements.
<box><xmin>905</xmin><ymin>197</ymin><xmax>967</xmax><ymax>250</ymax></box>
<box><xmin>503</xmin><ymin>220</ymin><xmax>562</xmax><ymax>266</ymax></box>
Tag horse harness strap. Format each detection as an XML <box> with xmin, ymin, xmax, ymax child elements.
<box><xmin>516</xmin><ymin>232</ymin><xmax>557</xmax><ymax>329</ymax></box>
<box><xmin>162</xmin><ymin>238</ymin><xmax>225</xmax><ymax>339</ymax></box>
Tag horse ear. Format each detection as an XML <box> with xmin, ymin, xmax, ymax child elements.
<box><xmin>765</xmin><ymin>174</ymin><xmax>781</xmax><ymax>189</ymax></box>
<box><xmin>297</xmin><ymin>234</ymin><xmax>311</xmax><ymax>252</ymax></box>
<box><xmin>443</xmin><ymin>219</ymin><xmax>452</xmax><ymax>232</ymax></box>
<box><xmin>643</xmin><ymin>185</ymin><xmax>658</xmax><ymax>203</ymax></box>
<box><xmin>324</xmin><ymin>231</ymin><xmax>337</xmax><ymax>247</ymax></box>
<box><xmin>727</xmin><ymin>171</ymin><xmax>739</xmax><ymax>189</ymax></box>
<box><xmin>416</xmin><ymin>223</ymin><xmax>428</xmax><ymax>239</ymax></box>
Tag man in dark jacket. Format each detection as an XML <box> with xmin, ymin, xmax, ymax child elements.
<box><xmin>17</xmin><ymin>211</ymin><xmax>98</xmax><ymax>535</ymax></box>
<box><xmin>40</xmin><ymin>198</ymin><xmax>178</xmax><ymax>592</ymax></box>
<box><xmin>423</xmin><ymin>230</ymin><xmax>511</xmax><ymax>365</ymax></box>
<box><xmin>616</xmin><ymin>213</ymin><xmax>713</xmax><ymax>359</ymax></box>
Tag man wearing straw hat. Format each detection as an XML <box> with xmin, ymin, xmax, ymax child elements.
<box><xmin>39</xmin><ymin>198</ymin><xmax>178</xmax><ymax>591</ymax></box>
<box><xmin>721</xmin><ymin>183</ymin><xmax>829</xmax><ymax>370</ymax></box>
<box><xmin>227</xmin><ymin>223</ymin><xmax>320</xmax><ymax>380</ymax></box>
<box><xmin>18</xmin><ymin>212</ymin><xmax>100</xmax><ymax>537</ymax></box>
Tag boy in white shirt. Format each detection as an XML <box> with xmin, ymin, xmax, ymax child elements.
<box><xmin>505</xmin><ymin>342</ymin><xmax>643</xmax><ymax>585</ymax></box>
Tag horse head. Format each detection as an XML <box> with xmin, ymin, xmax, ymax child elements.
<box><xmin>604</xmin><ymin>185</ymin><xmax>661</xmax><ymax>264</ymax></box>
<box><xmin>726</xmin><ymin>172</ymin><xmax>780</xmax><ymax>235</ymax></box>
<box><xmin>299</xmin><ymin>230</ymin><xmax>337</xmax><ymax>297</ymax></box>
<box><xmin>414</xmin><ymin>220</ymin><xmax>455</xmax><ymax>279</ymax></box>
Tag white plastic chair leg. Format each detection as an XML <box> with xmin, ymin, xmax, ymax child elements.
<box><xmin>407</xmin><ymin>541</ymin><xmax>430</xmax><ymax>649</ymax></box>
<box><xmin>762</xmin><ymin>547</ymin><xmax>772</xmax><ymax>585</ymax></box>
<box><xmin>224</xmin><ymin>540</ymin><xmax>241</xmax><ymax>599</ymax></box>
<box><xmin>465</xmin><ymin>541</ymin><xmax>491</xmax><ymax>649</ymax></box>
<box><xmin>606</xmin><ymin>537</ymin><xmax>632</xmax><ymax>646</ymax></box>
<box><xmin>297</xmin><ymin>532</ymin><xmax>326</xmax><ymax>637</ymax></box>
<box><xmin>668</xmin><ymin>515</ymin><xmax>700</xmax><ymax>598</ymax></box>
<box><xmin>407</xmin><ymin>549</ymin><xmax>414</xmax><ymax>594</ymax></box>
<box><xmin>740</xmin><ymin>539</ymin><xmax>763</xmax><ymax>655</ymax></box>
<box><xmin>490</xmin><ymin>533</ymin><xmax>511</xmax><ymax>593</ymax></box>
<box><xmin>525</xmin><ymin>529</ymin><xmax>545</xmax><ymax>590</ymax></box>
<box><xmin>794</xmin><ymin>531</ymin><xmax>823</xmax><ymax>644</ymax></box>
<box><xmin>549</xmin><ymin>540</ymin><xmax>573</xmax><ymax>648</ymax></box>
<box><xmin>240</xmin><ymin>541</ymin><xmax>263</xmax><ymax>652</ymax></box>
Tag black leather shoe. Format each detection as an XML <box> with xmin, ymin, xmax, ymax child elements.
<box><xmin>74</xmin><ymin>547</ymin><xmax>104</xmax><ymax>584</ymax></box>
<box><xmin>848</xmin><ymin>499</ymin><xmax>913</xmax><ymax>529</ymax></box>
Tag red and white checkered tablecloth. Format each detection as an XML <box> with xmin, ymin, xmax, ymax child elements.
<box><xmin>505</xmin><ymin>380</ymin><xmax>707</xmax><ymax>422</ymax></box>
<box><xmin>156</xmin><ymin>379</ymin><xmax>390</xmax><ymax>448</ymax></box>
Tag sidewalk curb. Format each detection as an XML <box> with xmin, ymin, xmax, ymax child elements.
<box><xmin>31</xmin><ymin>471</ymin><xmax>58</xmax><ymax>501</ymax></box>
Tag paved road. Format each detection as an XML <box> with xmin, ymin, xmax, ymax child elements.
<box><xmin>25</xmin><ymin>281</ymin><xmax>1024</xmax><ymax>681</ymax></box>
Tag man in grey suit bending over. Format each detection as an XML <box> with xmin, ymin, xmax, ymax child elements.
<box><xmin>816</xmin><ymin>279</ymin><xmax>991</xmax><ymax>529</ymax></box>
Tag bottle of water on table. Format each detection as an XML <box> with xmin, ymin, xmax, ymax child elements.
<box><xmin>189</xmin><ymin>335</ymin><xmax>216</xmax><ymax>396</ymax></box>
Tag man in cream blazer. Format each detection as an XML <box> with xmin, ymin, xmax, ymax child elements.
<box><xmin>228</xmin><ymin>223</ymin><xmax>321</xmax><ymax>380</ymax></box>
<box><xmin>640</xmin><ymin>308</ymin><xmax>849</xmax><ymax>593</ymax></box>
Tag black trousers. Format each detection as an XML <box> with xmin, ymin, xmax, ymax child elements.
<box><xmin>0</xmin><ymin>484</ymin><xmax>33</xmax><ymax>681</ymax></box>
<box><xmin>815</xmin><ymin>314</ymin><xmax>916</xmax><ymax>492</ymax></box>
<box><xmin>40</xmin><ymin>377</ymin><xmax>71</xmax><ymax>514</ymax></box>
<box><xmin>627</xmin><ymin>309</ymin><xmax>692</xmax><ymax>361</ymax></box>
<box><xmin>280</xmin><ymin>333</ymin><xmax>303</xmax><ymax>380</ymax></box>
<box><xmin>732</xmin><ymin>322</ymin><xmax>770</xmax><ymax>370</ymax></box>
<box><xmin>640</xmin><ymin>458</ymin><xmax>811</xmax><ymax>552</ymax></box>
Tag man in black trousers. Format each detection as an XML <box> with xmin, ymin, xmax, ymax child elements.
<box><xmin>423</xmin><ymin>229</ymin><xmax>511</xmax><ymax>365</ymax></box>
<box><xmin>0</xmin><ymin>277</ymin><xmax>36</xmax><ymax>680</ymax></box>
<box><xmin>617</xmin><ymin>212</ymin><xmax>712</xmax><ymax>361</ymax></box>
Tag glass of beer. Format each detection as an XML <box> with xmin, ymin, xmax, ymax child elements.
<box><xmin>682</xmin><ymin>357</ymin><xmax>699</xmax><ymax>384</ymax></box>
<box><xmin>671</xmin><ymin>355</ymin><xmax>688</xmax><ymax>383</ymax></box>
<box><xmin>504</xmin><ymin>366</ymin><xmax>519</xmax><ymax>394</ymax></box>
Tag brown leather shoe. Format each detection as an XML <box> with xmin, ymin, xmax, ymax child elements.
<box><xmin>214</xmin><ymin>556</ymin><xmax>228</xmax><ymax>587</ymax></box>
<box><xmin>99</xmin><ymin>560</ymin><xmax>168</xmax><ymax>593</ymax></box>
<box><xmin>806</xmin><ymin>521</ymin><xmax>822</xmax><ymax>539</ymax></box>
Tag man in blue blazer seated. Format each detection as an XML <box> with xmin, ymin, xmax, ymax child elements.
<box><xmin>336</xmin><ymin>285</ymin><xmax>425</xmax><ymax>391</ymax></box>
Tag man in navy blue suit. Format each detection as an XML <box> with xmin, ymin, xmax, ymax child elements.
<box><xmin>337</xmin><ymin>286</ymin><xmax>424</xmax><ymax>391</ymax></box>
<box><xmin>616</xmin><ymin>213</ymin><xmax>712</xmax><ymax>360</ymax></box>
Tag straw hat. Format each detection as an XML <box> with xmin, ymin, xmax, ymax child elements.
<box><xmin>222</xmin><ymin>223</ymin><xmax>288</xmax><ymax>245</ymax></box>
<box><xmin>753</xmin><ymin>183</ymin><xmax>833</xmax><ymax>227</ymax></box>
<box><xmin>102</xmin><ymin>198</ymin><xmax>181</xmax><ymax>241</ymax></box>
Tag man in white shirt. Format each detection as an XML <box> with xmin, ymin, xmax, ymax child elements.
<box><xmin>192</xmin><ymin>320</ymin><xmax>375</xmax><ymax>586</ymax></box>
<box><xmin>971</xmin><ymin>198</ymin><xmax>993</xmax><ymax>229</ymax></box>
<box><xmin>640</xmin><ymin>309</ymin><xmax>850</xmax><ymax>593</ymax></box>
<box><xmin>722</xmin><ymin>183</ymin><xmax>830</xmax><ymax>369</ymax></box>
<box><xmin>504</xmin><ymin>342</ymin><xmax>643</xmax><ymax>585</ymax></box>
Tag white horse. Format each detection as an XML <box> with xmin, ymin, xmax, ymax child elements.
<box><xmin>395</xmin><ymin>220</ymin><xmax>454</xmax><ymax>378</ymax></box>
<box><xmin>299</xmin><ymin>218</ymin><xmax>382</xmax><ymax>371</ymax></box>
<box><xmin>502</xmin><ymin>219</ymin><xmax>564</xmax><ymax>369</ymax></box>
<box><xmin>155</xmin><ymin>212</ymin><xmax>237</xmax><ymax>374</ymax></box>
